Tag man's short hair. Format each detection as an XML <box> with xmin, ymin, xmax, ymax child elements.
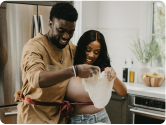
<box><xmin>50</xmin><ymin>3</ymin><xmax>78</xmax><ymax>22</ymax></box>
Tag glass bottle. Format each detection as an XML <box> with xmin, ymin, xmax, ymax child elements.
<box><xmin>129</xmin><ymin>60</ymin><xmax>135</xmax><ymax>83</ymax></box>
<box><xmin>123</xmin><ymin>59</ymin><xmax>128</xmax><ymax>82</ymax></box>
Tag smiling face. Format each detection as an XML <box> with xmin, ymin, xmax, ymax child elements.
<box><xmin>50</xmin><ymin>18</ymin><xmax>76</xmax><ymax>49</ymax></box>
<box><xmin>84</xmin><ymin>40</ymin><xmax>101</xmax><ymax>65</ymax></box>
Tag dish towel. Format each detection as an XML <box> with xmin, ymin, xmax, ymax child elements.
<box><xmin>82</xmin><ymin>71</ymin><xmax>114</xmax><ymax>108</ymax></box>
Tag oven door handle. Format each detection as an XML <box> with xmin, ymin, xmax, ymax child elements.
<box><xmin>4</xmin><ymin>111</ymin><xmax>17</xmax><ymax>116</ymax></box>
<box><xmin>130</xmin><ymin>107</ymin><xmax>165</xmax><ymax>119</ymax></box>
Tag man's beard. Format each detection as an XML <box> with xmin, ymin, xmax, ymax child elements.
<box><xmin>52</xmin><ymin>37</ymin><xmax>69</xmax><ymax>49</ymax></box>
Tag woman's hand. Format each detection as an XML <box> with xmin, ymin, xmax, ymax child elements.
<box><xmin>14</xmin><ymin>90</ymin><xmax>23</xmax><ymax>102</ymax></box>
<box><xmin>104</xmin><ymin>67</ymin><xmax>117</xmax><ymax>81</ymax></box>
<box><xmin>105</xmin><ymin>67</ymin><xmax>127</xmax><ymax>96</ymax></box>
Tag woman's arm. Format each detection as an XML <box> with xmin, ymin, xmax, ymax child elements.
<box><xmin>113</xmin><ymin>77</ymin><xmax>127</xmax><ymax>96</ymax></box>
<box><xmin>105</xmin><ymin>67</ymin><xmax>127</xmax><ymax>96</ymax></box>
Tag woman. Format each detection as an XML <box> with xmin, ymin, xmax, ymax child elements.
<box><xmin>15</xmin><ymin>30</ymin><xmax>127</xmax><ymax>124</ymax></box>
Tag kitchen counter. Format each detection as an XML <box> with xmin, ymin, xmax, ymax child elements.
<box><xmin>124</xmin><ymin>82</ymin><xmax>165</xmax><ymax>100</ymax></box>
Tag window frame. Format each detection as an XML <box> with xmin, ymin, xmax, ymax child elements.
<box><xmin>152</xmin><ymin>1</ymin><xmax>165</xmax><ymax>68</ymax></box>
<box><xmin>147</xmin><ymin>0</ymin><xmax>166</xmax><ymax>73</ymax></box>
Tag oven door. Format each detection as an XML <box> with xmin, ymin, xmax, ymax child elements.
<box><xmin>129</xmin><ymin>106</ymin><xmax>165</xmax><ymax>124</ymax></box>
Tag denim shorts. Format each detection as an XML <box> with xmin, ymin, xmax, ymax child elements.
<box><xmin>67</xmin><ymin>108</ymin><xmax>111</xmax><ymax>124</ymax></box>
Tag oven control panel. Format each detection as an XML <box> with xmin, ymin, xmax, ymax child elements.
<box><xmin>135</xmin><ymin>97</ymin><xmax>165</xmax><ymax>109</ymax></box>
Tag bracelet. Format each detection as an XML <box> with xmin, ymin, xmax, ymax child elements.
<box><xmin>72</xmin><ymin>66</ymin><xmax>76</xmax><ymax>77</ymax></box>
<box><xmin>75</xmin><ymin>65</ymin><xmax>78</xmax><ymax>76</ymax></box>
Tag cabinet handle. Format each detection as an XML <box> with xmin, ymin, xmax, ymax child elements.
<box><xmin>39</xmin><ymin>15</ymin><xmax>45</xmax><ymax>34</ymax></box>
<box><xmin>130</xmin><ymin>107</ymin><xmax>165</xmax><ymax>120</ymax></box>
<box><xmin>31</xmin><ymin>15</ymin><xmax>39</xmax><ymax>38</ymax></box>
<box><xmin>4</xmin><ymin>111</ymin><xmax>17</xmax><ymax>116</ymax></box>
<box><xmin>122</xmin><ymin>97</ymin><xmax>125</xmax><ymax>100</ymax></box>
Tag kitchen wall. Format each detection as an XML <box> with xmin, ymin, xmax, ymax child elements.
<box><xmin>81</xmin><ymin>1</ymin><xmax>150</xmax><ymax>82</ymax></box>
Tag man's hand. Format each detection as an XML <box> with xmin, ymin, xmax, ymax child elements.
<box><xmin>14</xmin><ymin>90</ymin><xmax>23</xmax><ymax>102</ymax></box>
<box><xmin>77</xmin><ymin>64</ymin><xmax>100</xmax><ymax>78</ymax></box>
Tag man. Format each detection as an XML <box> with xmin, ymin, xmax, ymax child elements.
<box><xmin>17</xmin><ymin>3</ymin><xmax>99</xmax><ymax>124</ymax></box>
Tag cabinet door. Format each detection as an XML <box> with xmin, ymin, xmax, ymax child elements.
<box><xmin>105</xmin><ymin>91</ymin><xmax>128</xmax><ymax>124</ymax></box>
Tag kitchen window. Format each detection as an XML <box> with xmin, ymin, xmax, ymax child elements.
<box><xmin>151</xmin><ymin>1</ymin><xmax>165</xmax><ymax>68</ymax></box>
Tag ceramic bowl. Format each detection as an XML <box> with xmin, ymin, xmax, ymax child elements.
<box><xmin>141</xmin><ymin>74</ymin><xmax>165</xmax><ymax>87</ymax></box>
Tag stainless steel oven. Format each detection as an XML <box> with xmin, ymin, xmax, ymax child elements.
<box><xmin>128</xmin><ymin>94</ymin><xmax>165</xmax><ymax>124</ymax></box>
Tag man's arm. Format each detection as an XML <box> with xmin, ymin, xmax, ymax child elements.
<box><xmin>39</xmin><ymin>64</ymin><xmax>100</xmax><ymax>88</ymax></box>
<box><xmin>22</xmin><ymin>43</ymin><xmax>99</xmax><ymax>89</ymax></box>
<box><xmin>39</xmin><ymin>66</ymin><xmax>74</xmax><ymax>88</ymax></box>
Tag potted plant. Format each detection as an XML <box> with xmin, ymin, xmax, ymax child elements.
<box><xmin>130</xmin><ymin>36</ymin><xmax>161</xmax><ymax>83</ymax></box>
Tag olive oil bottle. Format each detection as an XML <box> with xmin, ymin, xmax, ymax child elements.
<box><xmin>129</xmin><ymin>60</ymin><xmax>135</xmax><ymax>83</ymax></box>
